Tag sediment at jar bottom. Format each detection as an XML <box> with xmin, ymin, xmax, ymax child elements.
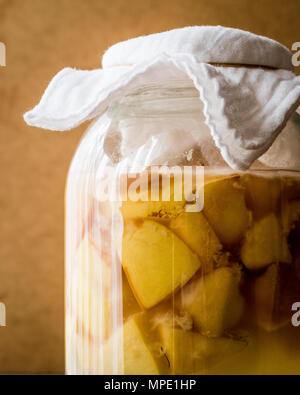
<box><xmin>70</xmin><ymin>171</ymin><xmax>300</xmax><ymax>374</ymax></box>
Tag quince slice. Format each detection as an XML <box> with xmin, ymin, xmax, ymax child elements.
<box><xmin>241</xmin><ymin>214</ymin><xmax>292</xmax><ymax>271</ymax></box>
<box><xmin>283</xmin><ymin>176</ymin><xmax>300</xmax><ymax>200</ymax></box>
<box><xmin>103</xmin><ymin>314</ymin><xmax>168</xmax><ymax>374</ymax></box>
<box><xmin>169</xmin><ymin>212</ymin><xmax>228</xmax><ymax>273</ymax></box>
<box><xmin>122</xmin><ymin>220</ymin><xmax>201</xmax><ymax>309</ymax></box>
<box><xmin>122</xmin><ymin>272</ymin><xmax>141</xmax><ymax>321</ymax></box>
<box><xmin>282</xmin><ymin>200</ymin><xmax>300</xmax><ymax>234</ymax></box>
<box><xmin>120</xmin><ymin>173</ymin><xmax>185</xmax><ymax>220</ymax></box>
<box><xmin>77</xmin><ymin>313</ymin><xmax>168</xmax><ymax>374</ymax></box>
<box><xmin>177</xmin><ymin>267</ymin><xmax>244</xmax><ymax>337</ymax></box>
<box><xmin>244</xmin><ymin>174</ymin><xmax>282</xmax><ymax>220</ymax></box>
<box><xmin>120</xmin><ymin>200</ymin><xmax>185</xmax><ymax>221</ymax></box>
<box><xmin>159</xmin><ymin>325</ymin><xmax>247</xmax><ymax>374</ymax></box>
<box><xmin>122</xmin><ymin>314</ymin><xmax>167</xmax><ymax>375</ymax></box>
<box><xmin>203</xmin><ymin>176</ymin><xmax>251</xmax><ymax>247</ymax></box>
<box><xmin>252</xmin><ymin>262</ymin><xmax>300</xmax><ymax>331</ymax></box>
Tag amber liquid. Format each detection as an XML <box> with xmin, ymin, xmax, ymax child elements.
<box><xmin>68</xmin><ymin>170</ymin><xmax>300</xmax><ymax>375</ymax></box>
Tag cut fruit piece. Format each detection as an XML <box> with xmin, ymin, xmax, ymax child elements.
<box><xmin>122</xmin><ymin>272</ymin><xmax>141</xmax><ymax>321</ymax></box>
<box><xmin>120</xmin><ymin>200</ymin><xmax>185</xmax><ymax>221</ymax></box>
<box><xmin>290</xmin><ymin>224</ymin><xmax>300</xmax><ymax>277</ymax></box>
<box><xmin>283</xmin><ymin>176</ymin><xmax>300</xmax><ymax>201</ymax></box>
<box><xmin>177</xmin><ymin>267</ymin><xmax>244</xmax><ymax>337</ymax></box>
<box><xmin>282</xmin><ymin>200</ymin><xmax>300</xmax><ymax>234</ymax></box>
<box><xmin>202</xmin><ymin>176</ymin><xmax>251</xmax><ymax>247</ymax></box>
<box><xmin>120</xmin><ymin>173</ymin><xmax>186</xmax><ymax>220</ymax></box>
<box><xmin>252</xmin><ymin>262</ymin><xmax>300</xmax><ymax>331</ymax></box>
<box><xmin>169</xmin><ymin>212</ymin><xmax>228</xmax><ymax>273</ymax></box>
<box><xmin>102</xmin><ymin>314</ymin><xmax>168</xmax><ymax>375</ymax></box>
<box><xmin>241</xmin><ymin>214</ymin><xmax>292</xmax><ymax>271</ymax></box>
<box><xmin>244</xmin><ymin>174</ymin><xmax>282</xmax><ymax>220</ymax></box>
<box><xmin>159</xmin><ymin>325</ymin><xmax>247</xmax><ymax>374</ymax></box>
<box><xmin>122</xmin><ymin>220</ymin><xmax>202</xmax><ymax>309</ymax></box>
<box><xmin>123</xmin><ymin>314</ymin><xmax>167</xmax><ymax>375</ymax></box>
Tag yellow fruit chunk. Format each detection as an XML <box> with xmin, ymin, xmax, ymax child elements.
<box><xmin>120</xmin><ymin>173</ymin><xmax>185</xmax><ymax>220</ymax></box>
<box><xmin>203</xmin><ymin>176</ymin><xmax>251</xmax><ymax>247</ymax></box>
<box><xmin>282</xmin><ymin>200</ymin><xmax>300</xmax><ymax>234</ymax></box>
<box><xmin>241</xmin><ymin>214</ymin><xmax>292</xmax><ymax>271</ymax></box>
<box><xmin>102</xmin><ymin>314</ymin><xmax>168</xmax><ymax>375</ymax></box>
<box><xmin>122</xmin><ymin>220</ymin><xmax>202</xmax><ymax>309</ymax></box>
<box><xmin>123</xmin><ymin>314</ymin><xmax>166</xmax><ymax>375</ymax></box>
<box><xmin>122</xmin><ymin>272</ymin><xmax>141</xmax><ymax>321</ymax></box>
<box><xmin>159</xmin><ymin>326</ymin><xmax>247</xmax><ymax>374</ymax></box>
<box><xmin>252</xmin><ymin>262</ymin><xmax>300</xmax><ymax>331</ymax></box>
<box><xmin>177</xmin><ymin>267</ymin><xmax>244</xmax><ymax>337</ymax></box>
<box><xmin>283</xmin><ymin>176</ymin><xmax>300</xmax><ymax>200</ymax></box>
<box><xmin>76</xmin><ymin>313</ymin><xmax>167</xmax><ymax>375</ymax></box>
<box><xmin>290</xmin><ymin>224</ymin><xmax>300</xmax><ymax>277</ymax></box>
<box><xmin>244</xmin><ymin>174</ymin><xmax>282</xmax><ymax>220</ymax></box>
<box><xmin>169</xmin><ymin>212</ymin><xmax>227</xmax><ymax>273</ymax></box>
<box><xmin>120</xmin><ymin>200</ymin><xmax>185</xmax><ymax>221</ymax></box>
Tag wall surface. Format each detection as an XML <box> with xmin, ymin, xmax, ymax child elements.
<box><xmin>0</xmin><ymin>0</ymin><xmax>299</xmax><ymax>374</ymax></box>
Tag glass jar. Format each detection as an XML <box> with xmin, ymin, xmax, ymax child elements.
<box><xmin>65</xmin><ymin>80</ymin><xmax>300</xmax><ymax>375</ymax></box>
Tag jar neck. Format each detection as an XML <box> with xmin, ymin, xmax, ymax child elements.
<box><xmin>107</xmin><ymin>79</ymin><xmax>204</xmax><ymax>119</ymax></box>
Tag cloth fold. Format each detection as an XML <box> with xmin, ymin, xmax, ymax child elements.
<box><xmin>102</xmin><ymin>26</ymin><xmax>293</xmax><ymax>70</ymax></box>
<box><xmin>24</xmin><ymin>26</ymin><xmax>300</xmax><ymax>171</ymax></box>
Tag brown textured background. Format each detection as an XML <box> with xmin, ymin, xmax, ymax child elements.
<box><xmin>0</xmin><ymin>0</ymin><xmax>299</xmax><ymax>374</ymax></box>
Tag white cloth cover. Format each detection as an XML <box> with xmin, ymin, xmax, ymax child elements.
<box><xmin>24</xmin><ymin>26</ymin><xmax>300</xmax><ymax>170</ymax></box>
<box><xmin>102</xmin><ymin>26</ymin><xmax>293</xmax><ymax>70</ymax></box>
